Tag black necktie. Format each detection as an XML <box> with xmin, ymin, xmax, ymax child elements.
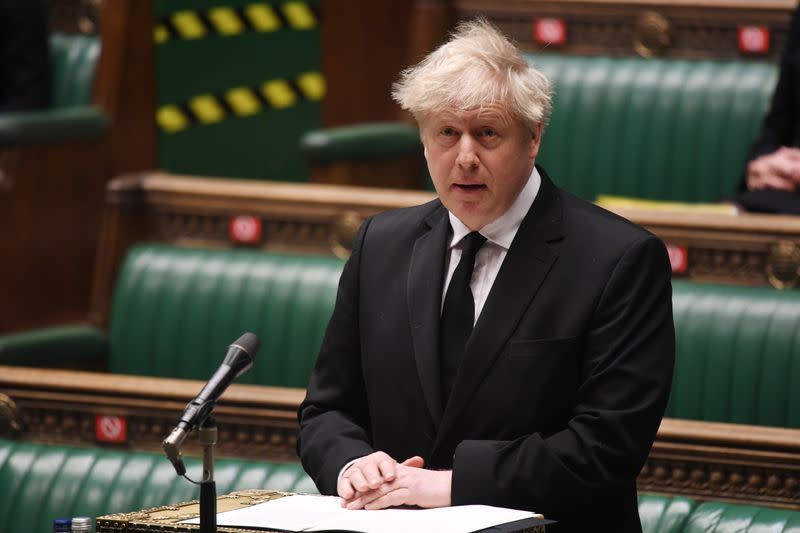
<box><xmin>440</xmin><ymin>231</ymin><xmax>487</xmax><ymax>405</ymax></box>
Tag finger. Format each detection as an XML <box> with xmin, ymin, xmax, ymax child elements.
<box><xmin>401</xmin><ymin>455</ymin><xmax>425</xmax><ymax>468</ymax></box>
<box><xmin>359</xmin><ymin>461</ymin><xmax>384</xmax><ymax>489</ymax></box>
<box><xmin>364</xmin><ymin>488</ymin><xmax>411</xmax><ymax>510</ymax></box>
<box><xmin>760</xmin><ymin>173</ymin><xmax>796</xmax><ymax>191</ymax></box>
<box><xmin>346</xmin><ymin>468</ymin><xmax>372</xmax><ymax>493</ymax></box>
<box><xmin>345</xmin><ymin>486</ymin><xmax>387</xmax><ymax>510</ymax></box>
<box><xmin>338</xmin><ymin>474</ymin><xmax>357</xmax><ymax>500</ymax></box>
<box><xmin>378</xmin><ymin>458</ymin><xmax>397</xmax><ymax>481</ymax></box>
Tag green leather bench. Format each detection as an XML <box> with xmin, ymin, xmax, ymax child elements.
<box><xmin>105</xmin><ymin>244</ymin><xmax>343</xmax><ymax>386</ymax></box>
<box><xmin>0</xmin><ymin>243</ymin><xmax>344</xmax><ymax>388</ymax></box>
<box><xmin>3</xmin><ymin>438</ymin><xmax>800</xmax><ymax>532</ymax></box>
<box><xmin>667</xmin><ymin>281</ymin><xmax>800</xmax><ymax>428</ymax></box>
<box><xmin>0</xmin><ymin>33</ymin><xmax>107</xmax><ymax>145</ymax></box>
<box><xmin>0</xmin><ymin>438</ymin><xmax>315</xmax><ymax>532</ymax></box>
<box><xmin>3</xmin><ymin>244</ymin><xmax>799</xmax><ymax>429</ymax></box>
<box><xmin>302</xmin><ymin>53</ymin><xmax>776</xmax><ymax>202</ymax></box>
<box><xmin>638</xmin><ymin>494</ymin><xmax>800</xmax><ymax>533</ymax></box>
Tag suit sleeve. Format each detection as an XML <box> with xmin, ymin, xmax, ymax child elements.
<box><xmin>451</xmin><ymin>235</ymin><xmax>675</xmax><ymax>514</ymax></box>
<box><xmin>297</xmin><ymin>218</ymin><xmax>376</xmax><ymax>495</ymax></box>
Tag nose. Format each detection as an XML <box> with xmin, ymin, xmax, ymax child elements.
<box><xmin>455</xmin><ymin>135</ymin><xmax>479</xmax><ymax>169</ymax></box>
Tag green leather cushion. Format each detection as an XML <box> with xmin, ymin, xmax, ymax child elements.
<box><xmin>301</xmin><ymin>122</ymin><xmax>422</xmax><ymax>163</ymax></box>
<box><xmin>528</xmin><ymin>54</ymin><xmax>777</xmax><ymax>203</ymax></box>
<box><xmin>639</xmin><ymin>494</ymin><xmax>697</xmax><ymax>533</ymax></box>
<box><xmin>683</xmin><ymin>500</ymin><xmax>800</xmax><ymax>532</ymax></box>
<box><xmin>638</xmin><ymin>494</ymin><xmax>800</xmax><ymax>533</ymax></box>
<box><xmin>0</xmin><ymin>438</ymin><xmax>314</xmax><ymax>531</ymax></box>
<box><xmin>668</xmin><ymin>280</ymin><xmax>800</xmax><ymax>427</ymax></box>
<box><xmin>108</xmin><ymin>244</ymin><xmax>345</xmax><ymax>388</ymax></box>
<box><xmin>49</xmin><ymin>33</ymin><xmax>100</xmax><ymax>108</ymax></box>
<box><xmin>0</xmin><ymin>324</ymin><xmax>107</xmax><ymax>366</ymax></box>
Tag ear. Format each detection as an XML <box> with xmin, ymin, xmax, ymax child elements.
<box><xmin>529</xmin><ymin>123</ymin><xmax>544</xmax><ymax>159</ymax></box>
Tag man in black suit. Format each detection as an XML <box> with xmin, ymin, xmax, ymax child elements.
<box><xmin>298</xmin><ymin>19</ymin><xmax>674</xmax><ymax>531</ymax></box>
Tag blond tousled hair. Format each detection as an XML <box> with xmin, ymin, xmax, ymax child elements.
<box><xmin>392</xmin><ymin>19</ymin><xmax>553</xmax><ymax>132</ymax></box>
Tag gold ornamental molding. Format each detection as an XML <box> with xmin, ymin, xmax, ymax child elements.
<box><xmin>0</xmin><ymin>393</ymin><xmax>21</xmax><ymax>436</ymax></box>
<box><xmin>767</xmin><ymin>241</ymin><xmax>800</xmax><ymax>289</ymax></box>
<box><xmin>330</xmin><ymin>210</ymin><xmax>364</xmax><ymax>259</ymax></box>
<box><xmin>633</xmin><ymin>10</ymin><xmax>672</xmax><ymax>57</ymax></box>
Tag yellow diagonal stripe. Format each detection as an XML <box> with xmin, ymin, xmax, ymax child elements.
<box><xmin>261</xmin><ymin>80</ymin><xmax>297</xmax><ymax>108</ymax></box>
<box><xmin>208</xmin><ymin>7</ymin><xmax>244</xmax><ymax>36</ymax></box>
<box><xmin>189</xmin><ymin>95</ymin><xmax>225</xmax><ymax>123</ymax></box>
<box><xmin>172</xmin><ymin>11</ymin><xmax>207</xmax><ymax>39</ymax></box>
<box><xmin>153</xmin><ymin>24</ymin><xmax>169</xmax><ymax>44</ymax></box>
<box><xmin>296</xmin><ymin>72</ymin><xmax>326</xmax><ymax>101</ymax></box>
<box><xmin>245</xmin><ymin>3</ymin><xmax>281</xmax><ymax>32</ymax></box>
<box><xmin>157</xmin><ymin>105</ymin><xmax>189</xmax><ymax>133</ymax></box>
<box><xmin>226</xmin><ymin>87</ymin><xmax>262</xmax><ymax>116</ymax></box>
<box><xmin>282</xmin><ymin>1</ymin><xmax>316</xmax><ymax>30</ymax></box>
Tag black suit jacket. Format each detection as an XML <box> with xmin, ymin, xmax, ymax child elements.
<box><xmin>298</xmin><ymin>168</ymin><xmax>675</xmax><ymax>532</ymax></box>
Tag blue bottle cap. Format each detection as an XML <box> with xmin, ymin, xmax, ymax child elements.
<box><xmin>53</xmin><ymin>518</ymin><xmax>71</xmax><ymax>532</ymax></box>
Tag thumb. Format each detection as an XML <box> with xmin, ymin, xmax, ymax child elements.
<box><xmin>401</xmin><ymin>456</ymin><xmax>425</xmax><ymax>468</ymax></box>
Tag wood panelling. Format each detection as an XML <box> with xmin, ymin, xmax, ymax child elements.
<box><xmin>2</xmin><ymin>365</ymin><xmax>798</xmax><ymax>509</ymax></box>
<box><xmin>455</xmin><ymin>0</ymin><xmax>795</xmax><ymax>59</ymax></box>
<box><xmin>0</xmin><ymin>0</ymin><xmax>156</xmax><ymax>333</ymax></box>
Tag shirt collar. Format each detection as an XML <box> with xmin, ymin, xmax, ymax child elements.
<box><xmin>447</xmin><ymin>166</ymin><xmax>541</xmax><ymax>250</ymax></box>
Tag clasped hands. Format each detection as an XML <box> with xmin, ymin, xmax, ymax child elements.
<box><xmin>338</xmin><ymin>451</ymin><xmax>452</xmax><ymax>510</ymax></box>
<box><xmin>747</xmin><ymin>146</ymin><xmax>800</xmax><ymax>192</ymax></box>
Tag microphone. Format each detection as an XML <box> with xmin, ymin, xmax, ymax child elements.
<box><xmin>163</xmin><ymin>332</ymin><xmax>260</xmax><ymax>475</ymax></box>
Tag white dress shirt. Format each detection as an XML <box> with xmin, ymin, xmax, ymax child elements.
<box><xmin>442</xmin><ymin>166</ymin><xmax>541</xmax><ymax>324</ymax></box>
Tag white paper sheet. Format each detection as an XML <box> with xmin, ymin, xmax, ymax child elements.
<box><xmin>182</xmin><ymin>494</ymin><xmax>541</xmax><ymax>533</ymax></box>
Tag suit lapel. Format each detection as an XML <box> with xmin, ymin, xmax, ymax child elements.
<box><xmin>407</xmin><ymin>204</ymin><xmax>450</xmax><ymax>429</ymax></box>
<box><xmin>435</xmin><ymin>170</ymin><xmax>565</xmax><ymax>445</ymax></box>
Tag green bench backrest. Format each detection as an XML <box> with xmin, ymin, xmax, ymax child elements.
<box><xmin>109</xmin><ymin>245</ymin><xmax>800</xmax><ymax>428</ymax></box>
<box><xmin>528</xmin><ymin>54</ymin><xmax>777</xmax><ymax>202</ymax></box>
<box><xmin>49</xmin><ymin>33</ymin><xmax>100</xmax><ymax>108</ymax></box>
<box><xmin>638</xmin><ymin>494</ymin><xmax>800</xmax><ymax>533</ymax></box>
<box><xmin>668</xmin><ymin>280</ymin><xmax>800</xmax><ymax>427</ymax></box>
<box><xmin>0</xmin><ymin>438</ymin><xmax>314</xmax><ymax>532</ymax></box>
<box><xmin>108</xmin><ymin>243</ymin><xmax>344</xmax><ymax>387</ymax></box>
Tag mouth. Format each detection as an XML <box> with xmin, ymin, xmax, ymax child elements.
<box><xmin>452</xmin><ymin>183</ymin><xmax>487</xmax><ymax>192</ymax></box>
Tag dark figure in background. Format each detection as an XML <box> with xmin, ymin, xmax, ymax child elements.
<box><xmin>738</xmin><ymin>7</ymin><xmax>800</xmax><ymax>214</ymax></box>
<box><xmin>0</xmin><ymin>0</ymin><xmax>51</xmax><ymax>112</ymax></box>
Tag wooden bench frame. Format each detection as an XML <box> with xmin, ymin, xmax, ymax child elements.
<box><xmin>88</xmin><ymin>172</ymin><xmax>800</xmax><ymax>328</ymax></box>
<box><xmin>1</xmin><ymin>365</ymin><xmax>798</xmax><ymax>510</ymax></box>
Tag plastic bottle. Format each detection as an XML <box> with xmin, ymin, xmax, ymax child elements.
<box><xmin>70</xmin><ymin>516</ymin><xmax>93</xmax><ymax>532</ymax></box>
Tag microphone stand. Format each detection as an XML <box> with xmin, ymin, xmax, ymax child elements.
<box><xmin>199</xmin><ymin>416</ymin><xmax>218</xmax><ymax>533</ymax></box>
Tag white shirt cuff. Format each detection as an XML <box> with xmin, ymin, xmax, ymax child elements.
<box><xmin>337</xmin><ymin>458</ymin><xmax>362</xmax><ymax>481</ymax></box>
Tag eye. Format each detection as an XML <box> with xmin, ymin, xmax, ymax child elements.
<box><xmin>441</xmin><ymin>127</ymin><xmax>456</xmax><ymax>137</ymax></box>
<box><xmin>480</xmin><ymin>127</ymin><xmax>497</xmax><ymax>137</ymax></box>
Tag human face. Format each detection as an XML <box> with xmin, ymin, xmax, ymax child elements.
<box><xmin>421</xmin><ymin>105</ymin><xmax>542</xmax><ymax>230</ymax></box>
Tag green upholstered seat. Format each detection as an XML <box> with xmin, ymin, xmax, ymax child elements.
<box><xmin>638</xmin><ymin>494</ymin><xmax>800</xmax><ymax>533</ymax></box>
<box><xmin>639</xmin><ymin>494</ymin><xmax>696</xmax><ymax>533</ymax></box>
<box><xmin>301</xmin><ymin>55</ymin><xmax>776</xmax><ymax>202</ymax></box>
<box><xmin>529</xmin><ymin>54</ymin><xmax>776</xmax><ymax>202</ymax></box>
<box><xmin>107</xmin><ymin>244</ymin><xmax>344</xmax><ymax>387</ymax></box>
<box><xmin>668</xmin><ymin>280</ymin><xmax>800</xmax><ymax>427</ymax></box>
<box><xmin>0</xmin><ymin>33</ymin><xmax>107</xmax><ymax>145</ymax></box>
<box><xmin>682</xmin><ymin>500</ymin><xmax>800</xmax><ymax>532</ymax></box>
<box><xmin>0</xmin><ymin>438</ymin><xmax>314</xmax><ymax>531</ymax></box>
<box><xmin>4</xmin><ymin>245</ymin><xmax>800</xmax><ymax>429</ymax></box>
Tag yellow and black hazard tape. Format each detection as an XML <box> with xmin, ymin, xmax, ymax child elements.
<box><xmin>156</xmin><ymin>71</ymin><xmax>325</xmax><ymax>133</ymax></box>
<box><xmin>154</xmin><ymin>1</ymin><xmax>319</xmax><ymax>43</ymax></box>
